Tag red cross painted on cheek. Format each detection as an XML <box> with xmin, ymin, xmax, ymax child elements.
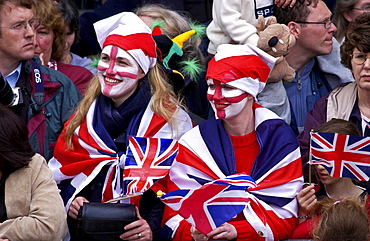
<box><xmin>207</xmin><ymin>81</ymin><xmax>223</xmax><ymax>101</ymax></box>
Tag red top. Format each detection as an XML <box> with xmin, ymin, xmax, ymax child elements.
<box><xmin>228</xmin><ymin>130</ymin><xmax>260</xmax><ymax>175</ymax></box>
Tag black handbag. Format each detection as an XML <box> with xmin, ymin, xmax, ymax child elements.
<box><xmin>77</xmin><ymin>202</ymin><xmax>138</xmax><ymax>241</ymax></box>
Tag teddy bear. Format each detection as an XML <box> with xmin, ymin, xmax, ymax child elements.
<box><xmin>256</xmin><ymin>15</ymin><xmax>296</xmax><ymax>83</ymax></box>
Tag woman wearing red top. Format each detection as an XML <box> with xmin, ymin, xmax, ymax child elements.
<box><xmin>159</xmin><ymin>44</ymin><xmax>303</xmax><ymax>241</ymax></box>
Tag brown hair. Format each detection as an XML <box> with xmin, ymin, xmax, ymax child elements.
<box><xmin>32</xmin><ymin>0</ymin><xmax>66</xmax><ymax>61</ymax></box>
<box><xmin>0</xmin><ymin>104</ymin><xmax>35</xmax><ymax>175</ymax></box>
<box><xmin>312</xmin><ymin>197</ymin><xmax>370</xmax><ymax>241</ymax></box>
<box><xmin>315</xmin><ymin>118</ymin><xmax>361</xmax><ymax>136</ymax></box>
<box><xmin>332</xmin><ymin>0</ymin><xmax>360</xmax><ymax>43</ymax></box>
<box><xmin>0</xmin><ymin>0</ymin><xmax>34</xmax><ymax>37</ymax></box>
<box><xmin>275</xmin><ymin>0</ymin><xmax>320</xmax><ymax>25</ymax></box>
<box><xmin>340</xmin><ymin>13</ymin><xmax>370</xmax><ymax>70</ymax></box>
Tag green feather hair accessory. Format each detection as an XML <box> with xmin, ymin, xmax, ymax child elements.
<box><xmin>179</xmin><ymin>58</ymin><xmax>203</xmax><ymax>82</ymax></box>
<box><xmin>150</xmin><ymin>19</ymin><xmax>165</xmax><ymax>35</ymax></box>
<box><xmin>90</xmin><ymin>55</ymin><xmax>100</xmax><ymax>68</ymax></box>
<box><xmin>189</xmin><ymin>22</ymin><xmax>206</xmax><ymax>40</ymax></box>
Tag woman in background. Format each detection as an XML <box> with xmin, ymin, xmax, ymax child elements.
<box><xmin>33</xmin><ymin>0</ymin><xmax>93</xmax><ymax>95</ymax></box>
<box><xmin>332</xmin><ymin>0</ymin><xmax>370</xmax><ymax>43</ymax></box>
<box><xmin>0</xmin><ymin>104</ymin><xmax>67</xmax><ymax>240</ymax></box>
<box><xmin>55</xmin><ymin>0</ymin><xmax>97</xmax><ymax>75</ymax></box>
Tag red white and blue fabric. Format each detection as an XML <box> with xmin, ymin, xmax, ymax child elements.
<box><xmin>123</xmin><ymin>136</ymin><xmax>179</xmax><ymax>195</ymax></box>
<box><xmin>160</xmin><ymin>173</ymin><xmax>257</xmax><ymax>235</ymax></box>
<box><xmin>310</xmin><ymin>132</ymin><xmax>370</xmax><ymax>181</ymax></box>
<box><xmin>156</xmin><ymin>103</ymin><xmax>303</xmax><ymax>240</ymax></box>
<box><xmin>48</xmin><ymin>97</ymin><xmax>192</xmax><ymax>210</ymax></box>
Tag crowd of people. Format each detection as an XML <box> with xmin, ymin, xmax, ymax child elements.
<box><xmin>0</xmin><ymin>0</ymin><xmax>370</xmax><ymax>240</ymax></box>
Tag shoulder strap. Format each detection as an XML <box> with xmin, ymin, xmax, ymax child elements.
<box><xmin>29</xmin><ymin>59</ymin><xmax>44</xmax><ymax>114</ymax></box>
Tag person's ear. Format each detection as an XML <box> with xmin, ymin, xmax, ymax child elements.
<box><xmin>342</xmin><ymin>10</ymin><xmax>353</xmax><ymax>23</ymax></box>
<box><xmin>288</xmin><ymin>21</ymin><xmax>301</xmax><ymax>39</ymax></box>
<box><xmin>138</xmin><ymin>68</ymin><xmax>146</xmax><ymax>80</ymax></box>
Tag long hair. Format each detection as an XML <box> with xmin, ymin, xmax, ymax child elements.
<box><xmin>32</xmin><ymin>0</ymin><xmax>66</xmax><ymax>61</ymax></box>
<box><xmin>65</xmin><ymin>63</ymin><xmax>182</xmax><ymax>149</ymax></box>
<box><xmin>0</xmin><ymin>104</ymin><xmax>35</xmax><ymax>175</ymax></box>
<box><xmin>332</xmin><ymin>0</ymin><xmax>359</xmax><ymax>43</ymax></box>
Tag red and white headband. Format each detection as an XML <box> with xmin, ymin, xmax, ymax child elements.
<box><xmin>94</xmin><ymin>12</ymin><xmax>157</xmax><ymax>74</ymax></box>
<box><xmin>206</xmin><ymin>44</ymin><xmax>276</xmax><ymax>97</ymax></box>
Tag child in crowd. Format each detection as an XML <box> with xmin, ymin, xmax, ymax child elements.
<box><xmin>312</xmin><ymin>197</ymin><xmax>369</xmax><ymax>241</ymax></box>
<box><xmin>206</xmin><ymin>0</ymin><xmax>296</xmax><ymax>55</ymax></box>
<box><xmin>293</xmin><ymin>119</ymin><xmax>368</xmax><ymax>239</ymax></box>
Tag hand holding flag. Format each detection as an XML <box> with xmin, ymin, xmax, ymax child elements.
<box><xmin>159</xmin><ymin>173</ymin><xmax>257</xmax><ymax>235</ymax></box>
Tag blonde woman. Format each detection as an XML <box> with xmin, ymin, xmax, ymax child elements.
<box><xmin>49</xmin><ymin>12</ymin><xmax>193</xmax><ymax>241</ymax></box>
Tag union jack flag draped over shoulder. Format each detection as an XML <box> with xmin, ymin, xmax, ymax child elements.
<box><xmin>160</xmin><ymin>173</ymin><xmax>257</xmax><ymax>235</ymax></box>
<box><xmin>155</xmin><ymin>103</ymin><xmax>303</xmax><ymax>240</ymax></box>
<box><xmin>310</xmin><ymin>132</ymin><xmax>370</xmax><ymax>181</ymax></box>
<box><xmin>48</xmin><ymin>98</ymin><xmax>192</xmax><ymax>210</ymax></box>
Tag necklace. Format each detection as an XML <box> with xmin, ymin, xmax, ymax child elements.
<box><xmin>65</xmin><ymin>53</ymin><xmax>72</xmax><ymax>64</ymax></box>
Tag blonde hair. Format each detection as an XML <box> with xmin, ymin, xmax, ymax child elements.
<box><xmin>135</xmin><ymin>4</ymin><xmax>205</xmax><ymax>67</ymax></box>
<box><xmin>65</xmin><ymin>63</ymin><xmax>183</xmax><ymax>149</ymax></box>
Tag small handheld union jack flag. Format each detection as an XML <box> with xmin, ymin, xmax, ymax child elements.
<box><xmin>159</xmin><ymin>173</ymin><xmax>257</xmax><ymax>235</ymax></box>
<box><xmin>310</xmin><ymin>132</ymin><xmax>370</xmax><ymax>181</ymax></box>
<box><xmin>123</xmin><ymin>136</ymin><xmax>178</xmax><ymax>195</ymax></box>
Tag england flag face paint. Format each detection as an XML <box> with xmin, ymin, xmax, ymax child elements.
<box><xmin>207</xmin><ymin>79</ymin><xmax>249</xmax><ymax>119</ymax></box>
<box><xmin>98</xmin><ymin>45</ymin><xmax>141</xmax><ymax>103</ymax></box>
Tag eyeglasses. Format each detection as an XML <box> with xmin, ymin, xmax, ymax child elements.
<box><xmin>353</xmin><ymin>6</ymin><xmax>370</xmax><ymax>13</ymax></box>
<box><xmin>351</xmin><ymin>53</ymin><xmax>370</xmax><ymax>65</ymax></box>
<box><xmin>0</xmin><ymin>18</ymin><xmax>42</xmax><ymax>31</ymax></box>
<box><xmin>296</xmin><ymin>20</ymin><xmax>333</xmax><ymax>29</ymax></box>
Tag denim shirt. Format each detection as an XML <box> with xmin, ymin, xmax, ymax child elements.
<box><xmin>284</xmin><ymin>58</ymin><xmax>332</xmax><ymax>134</ymax></box>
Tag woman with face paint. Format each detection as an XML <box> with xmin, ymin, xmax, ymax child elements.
<box><xmin>158</xmin><ymin>44</ymin><xmax>303</xmax><ymax>241</ymax></box>
<box><xmin>48</xmin><ymin>12</ymin><xmax>193</xmax><ymax>241</ymax></box>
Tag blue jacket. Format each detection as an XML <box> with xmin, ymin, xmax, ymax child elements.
<box><xmin>13</xmin><ymin>57</ymin><xmax>81</xmax><ymax>161</ymax></box>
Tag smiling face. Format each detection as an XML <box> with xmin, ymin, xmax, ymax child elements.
<box><xmin>98</xmin><ymin>45</ymin><xmax>145</xmax><ymax>106</ymax></box>
<box><xmin>207</xmin><ymin>79</ymin><xmax>250</xmax><ymax>119</ymax></box>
